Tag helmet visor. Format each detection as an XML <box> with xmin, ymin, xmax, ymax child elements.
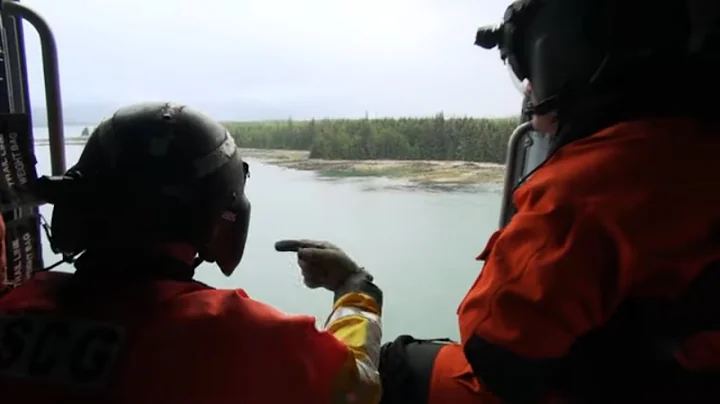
<box><xmin>508</xmin><ymin>61</ymin><xmax>528</xmax><ymax>94</ymax></box>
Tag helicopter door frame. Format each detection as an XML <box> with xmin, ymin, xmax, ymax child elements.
<box><xmin>499</xmin><ymin>121</ymin><xmax>533</xmax><ymax>227</ymax></box>
<box><xmin>0</xmin><ymin>0</ymin><xmax>65</xmax><ymax>291</ymax></box>
<box><xmin>2</xmin><ymin>0</ymin><xmax>66</xmax><ymax>175</ymax></box>
<box><xmin>498</xmin><ymin>94</ymin><xmax>551</xmax><ymax>228</ymax></box>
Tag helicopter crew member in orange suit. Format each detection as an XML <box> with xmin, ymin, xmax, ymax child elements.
<box><xmin>460</xmin><ymin>0</ymin><xmax>720</xmax><ymax>402</ymax></box>
<box><xmin>0</xmin><ymin>103</ymin><xmax>383</xmax><ymax>404</ymax></box>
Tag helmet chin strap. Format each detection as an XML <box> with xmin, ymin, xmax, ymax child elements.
<box><xmin>38</xmin><ymin>210</ymin><xmax>209</xmax><ymax>273</ymax></box>
<box><xmin>527</xmin><ymin>97</ymin><xmax>559</xmax><ymax>116</ymax></box>
<box><xmin>37</xmin><ymin>213</ymin><xmax>77</xmax><ymax>271</ymax></box>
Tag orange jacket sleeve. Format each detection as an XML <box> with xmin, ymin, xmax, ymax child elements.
<box><xmin>291</xmin><ymin>281</ymin><xmax>383</xmax><ymax>404</ymax></box>
<box><xmin>322</xmin><ymin>282</ymin><xmax>383</xmax><ymax>404</ymax></box>
<box><xmin>458</xmin><ymin>188</ymin><xmax>627</xmax><ymax>402</ymax></box>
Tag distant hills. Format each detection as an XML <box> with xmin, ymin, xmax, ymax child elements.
<box><xmin>31</xmin><ymin>103</ymin><xmax>117</xmax><ymax>126</ymax></box>
<box><xmin>30</xmin><ymin>101</ymin><xmax>318</xmax><ymax>127</ymax></box>
<box><xmin>31</xmin><ymin>101</ymin><xmax>294</xmax><ymax>127</ymax></box>
<box><xmin>29</xmin><ymin>99</ymin><xmax>474</xmax><ymax>127</ymax></box>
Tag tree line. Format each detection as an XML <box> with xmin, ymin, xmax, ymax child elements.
<box><xmin>224</xmin><ymin>113</ymin><xmax>519</xmax><ymax>163</ymax></box>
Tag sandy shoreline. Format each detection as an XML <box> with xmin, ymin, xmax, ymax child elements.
<box><xmin>240</xmin><ymin>148</ymin><xmax>506</xmax><ymax>185</ymax></box>
<box><xmin>34</xmin><ymin>138</ymin><xmax>506</xmax><ymax>185</ymax></box>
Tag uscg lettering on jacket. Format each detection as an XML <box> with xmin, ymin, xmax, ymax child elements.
<box><xmin>0</xmin><ymin>314</ymin><xmax>125</xmax><ymax>390</ymax></box>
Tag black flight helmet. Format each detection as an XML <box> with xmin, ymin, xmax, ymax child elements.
<box><xmin>35</xmin><ymin>102</ymin><xmax>251</xmax><ymax>276</ymax></box>
<box><xmin>475</xmin><ymin>0</ymin><xmax>717</xmax><ymax>117</ymax></box>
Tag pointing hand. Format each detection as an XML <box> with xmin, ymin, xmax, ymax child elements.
<box><xmin>275</xmin><ymin>239</ymin><xmax>370</xmax><ymax>291</ymax></box>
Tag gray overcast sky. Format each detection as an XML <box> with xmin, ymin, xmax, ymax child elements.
<box><xmin>21</xmin><ymin>0</ymin><xmax>523</xmax><ymax>120</ymax></box>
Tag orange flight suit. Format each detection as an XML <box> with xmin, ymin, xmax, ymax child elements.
<box><xmin>379</xmin><ymin>336</ymin><xmax>501</xmax><ymax>404</ymax></box>
<box><xmin>0</xmin><ymin>253</ymin><xmax>383</xmax><ymax>404</ymax></box>
<box><xmin>428</xmin><ymin>343</ymin><xmax>501</xmax><ymax>404</ymax></box>
<box><xmin>458</xmin><ymin>117</ymin><xmax>720</xmax><ymax>403</ymax></box>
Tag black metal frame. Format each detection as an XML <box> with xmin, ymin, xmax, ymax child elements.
<box><xmin>2</xmin><ymin>0</ymin><xmax>65</xmax><ymax>175</ymax></box>
<box><xmin>0</xmin><ymin>0</ymin><xmax>65</xmax><ymax>290</ymax></box>
<box><xmin>498</xmin><ymin>98</ymin><xmax>552</xmax><ymax>228</ymax></box>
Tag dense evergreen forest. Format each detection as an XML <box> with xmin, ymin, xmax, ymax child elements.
<box><xmin>224</xmin><ymin>113</ymin><xmax>519</xmax><ymax>164</ymax></box>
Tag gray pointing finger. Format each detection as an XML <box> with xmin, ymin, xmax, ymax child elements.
<box><xmin>297</xmin><ymin>247</ymin><xmax>336</xmax><ymax>263</ymax></box>
<box><xmin>274</xmin><ymin>239</ymin><xmax>332</xmax><ymax>252</ymax></box>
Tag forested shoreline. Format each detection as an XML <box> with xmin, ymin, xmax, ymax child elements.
<box><xmin>224</xmin><ymin>113</ymin><xmax>518</xmax><ymax>164</ymax></box>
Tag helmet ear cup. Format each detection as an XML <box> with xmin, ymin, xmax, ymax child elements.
<box><xmin>33</xmin><ymin>170</ymin><xmax>95</xmax><ymax>257</ymax></box>
<box><xmin>49</xmin><ymin>201</ymin><xmax>86</xmax><ymax>256</ymax></box>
